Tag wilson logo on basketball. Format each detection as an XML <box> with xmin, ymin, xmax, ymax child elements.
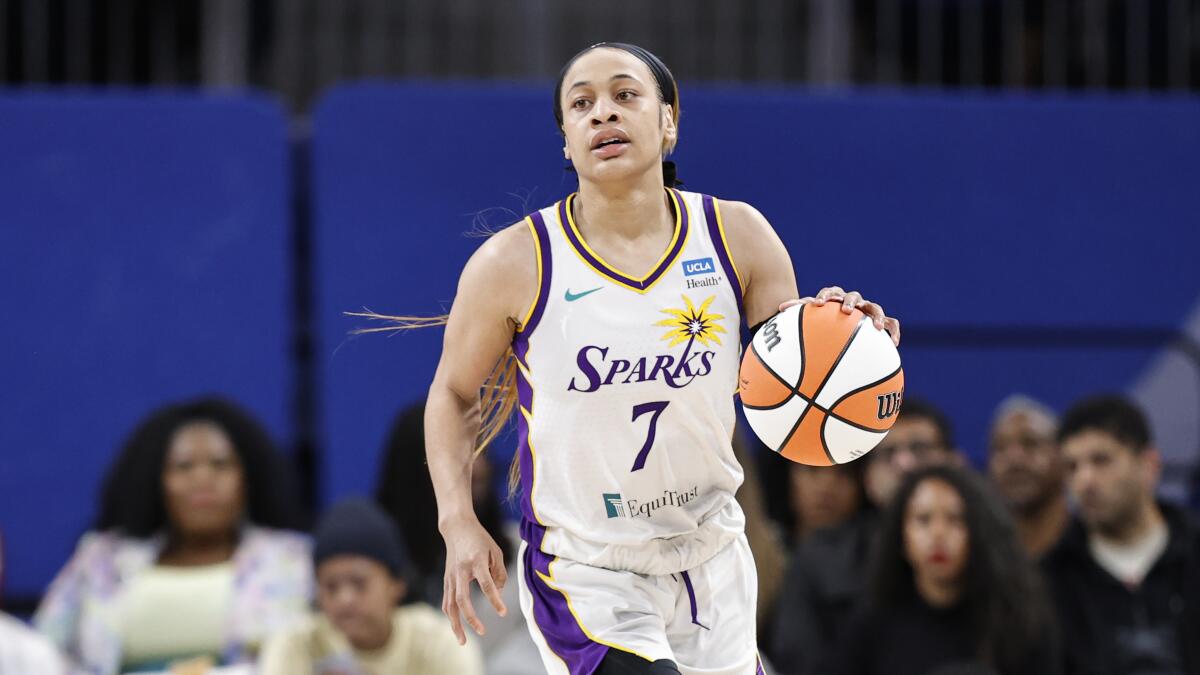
<box><xmin>761</xmin><ymin>315</ymin><xmax>781</xmax><ymax>352</ymax></box>
<box><xmin>876</xmin><ymin>390</ymin><xmax>904</xmax><ymax>420</ymax></box>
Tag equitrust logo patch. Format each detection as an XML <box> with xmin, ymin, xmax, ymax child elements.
<box><xmin>602</xmin><ymin>487</ymin><xmax>701</xmax><ymax>519</ymax></box>
<box><xmin>603</xmin><ymin>493</ymin><xmax>626</xmax><ymax>518</ymax></box>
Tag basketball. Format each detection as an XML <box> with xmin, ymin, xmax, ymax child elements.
<box><xmin>739</xmin><ymin>302</ymin><xmax>904</xmax><ymax>466</ymax></box>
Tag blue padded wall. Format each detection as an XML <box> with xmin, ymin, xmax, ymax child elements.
<box><xmin>0</xmin><ymin>93</ymin><xmax>292</xmax><ymax>598</ymax></box>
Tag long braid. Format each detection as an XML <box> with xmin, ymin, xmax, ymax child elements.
<box><xmin>349</xmin><ymin>311</ymin><xmax>523</xmax><ymax>495</ymax></box>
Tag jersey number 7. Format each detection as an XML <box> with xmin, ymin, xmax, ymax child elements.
<box><xmin>630</xmin><ymin>401</ymin><xmax>670</xmax><ymax>472</ymax></box>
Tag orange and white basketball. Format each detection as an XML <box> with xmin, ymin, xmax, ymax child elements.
<box><xmin>739</xmin><ymin>302</ymin><xmax>904</xmax><ymax>466</ymax></box>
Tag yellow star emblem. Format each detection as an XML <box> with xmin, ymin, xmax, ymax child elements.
<box><xmin>655</xmin><ymin>294</ymin><xmax>727</xmax><ymax>348</ymax></box>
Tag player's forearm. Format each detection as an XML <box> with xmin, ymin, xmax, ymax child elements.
<box><xmin>425</xmin><ymin>380</ymin><xmax>483</xmax><ymax>532</ymax></box>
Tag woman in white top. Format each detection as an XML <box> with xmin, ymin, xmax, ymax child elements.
<box><xmin>35</xmin><ymin>397</ymin><xmax>312</xmax><ymax>674</ymax></box>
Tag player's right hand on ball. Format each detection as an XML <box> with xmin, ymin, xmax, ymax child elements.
<box><xmin>441</xmin><ymin>517</ymin><xmax>508</xmax><ymax>645</ymax></box>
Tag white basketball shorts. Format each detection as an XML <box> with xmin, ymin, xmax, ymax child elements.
<box><xmin>517</xmin><ymin>533</ymin><xmax>765</xmax><ymax>675</ymax></box>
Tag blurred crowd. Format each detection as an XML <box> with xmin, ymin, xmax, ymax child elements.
<box><xmin>1</xmin><ymin>391</ymin><xmax>1197</xmax><ymax>675</ymax></box>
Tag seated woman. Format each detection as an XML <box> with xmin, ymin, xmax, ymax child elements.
<box><xmin>35</xmin><ymin>397</ymin><xmax>311</xmax><ymax>674</ymax></box>
<box><xmin>259</xmin><ymin>498</ymin><xmax>482</xmax><ymax>675</ymax></box>
<box><xmin>831</xmin><ymin>465</ymin><xmax>1059</xmax><ymax>675</ymax></box>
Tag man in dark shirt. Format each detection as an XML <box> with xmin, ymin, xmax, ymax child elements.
<box><xmin>1043</xmin><ymin>395</ymin><xmax>1200</xmax><ymax>675</ymax></box>
<box><xmin>987</xmin><ymin>394</ymin><xmax>1069</xmax><ymax>558</ymax></box>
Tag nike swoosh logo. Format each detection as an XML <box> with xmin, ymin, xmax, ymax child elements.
<box><xmin>564</xmin><ymin>287</ymin><xmax>603</xmax><ymax>302</ymax></box>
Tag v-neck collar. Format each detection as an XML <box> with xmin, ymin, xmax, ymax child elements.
<box><xmin>556</xmin><ymin>188</ymin><xmax>690</xmax><ymax>294</ymax></box>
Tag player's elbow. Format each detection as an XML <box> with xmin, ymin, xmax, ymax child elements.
<box><xmin>426</xmin><ymin>373</ymin><xmax>481</xmax><ymax>420</ymax></box>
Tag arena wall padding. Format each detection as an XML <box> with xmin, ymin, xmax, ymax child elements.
<box><xmin>0</xmin><ymin>93</ymin><xmax>292</xmax><ymax>599</ymax></box>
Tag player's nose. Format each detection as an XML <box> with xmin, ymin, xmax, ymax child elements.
<box><xmin>590</xmin><ymin>96</ymin><xmax>620</xmax><ymax>125</ymax></box>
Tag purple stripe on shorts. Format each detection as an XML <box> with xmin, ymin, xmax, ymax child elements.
<box><xmin>757</xmin><ymin>656</ymin><xmax>768</xmax><ymax>674</ymax></box>
<box><xmin>702</xmin><ymin>195</ymin><xmax>745</xmax><ymax>321</ymax></box>
<box><xmin>521</xmin><ymin>522</ymin><xmax>610</xmax><ymax>675</ymax></box>
<box><xmin>680</xmin><ymin>570</ymin><xmax>710</xmax><ymax>630</ymax></box>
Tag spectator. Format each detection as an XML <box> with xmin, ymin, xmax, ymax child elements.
<box><xmin>0</xmin><ymin>534</ymin><xmax>67</xmax><ymax>674</ymax></box>
<box><xmin>259</xmin><ymin>498</ymin><xmax>482</xmax><ymax>675</ymax></box>
<box><xmin>374</xmin><ymin>403</ymin><xmax>536</xmax><ymax>672</ymax></box>
<box><xmin>35</xmin><ymin>397</ymin><xmax>311</xmax><ymax>675</ymax></box>
<box><xmin>763</xmin><ymin>436</ymin><xmax>870</xmax><ymax>552</ymax></box>
<box><xmin>1043</xmin><ymin>395</ymin><xmax>1200</xmax><ymax>674</ymax></box>
<box><xmin>987</xmin><ymin>395</ymin><xmax>1068</xmax><ymax>558</ymax></box>
<box><xmin>863</xmin><ymin>398</ymin><xmax>961</xmax><ymax>507</ymax></box>
<box><xmin>768</xmin><ymin>397</ymin><xmax>959</xmax><ymax>675</ymax></box>
<box><xmin>833</xmin><ymin>465</ymin><xmax>1058</xmax><ymax>675</ymax></box>
<box><xmin>788</xmin><ymin>461</ymin><xmax>869</xmax><ymax>544</ymax></box>
<box><xmin>375</xmin><ymin>404</ymin><xmax>513</xmax><ymax>604</ymax></box>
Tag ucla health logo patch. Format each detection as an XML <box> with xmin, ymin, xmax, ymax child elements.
<box><xmin>681</xmin><ymin>257</ymin><xmax>722</xmax><ymax>289</ymax></box>
<box><xmin>681</xmin><ymin>257</ymin><xmax>715</xmax><ymax>277</ymax></box>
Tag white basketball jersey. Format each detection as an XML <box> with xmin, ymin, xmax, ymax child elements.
<box><xmin>513</xmin><ymin>189</ymin><xmax>747</xmax><ymax>575</ymax></box>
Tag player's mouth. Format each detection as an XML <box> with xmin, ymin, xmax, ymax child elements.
<box><xmin>591</xmin><ymin>130</ymin><xmax>631</xmax><ymax>159</ymax></box>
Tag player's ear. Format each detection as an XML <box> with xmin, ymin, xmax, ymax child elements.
<box><xmin>661</xmin><ymin>103</ymin><xmax>678</xmax><ymax>154</ymax></box>
<box><xmin>563</xmin><ymin>145</ymin><xmax>571</xmax><ymax>160</ymax></box>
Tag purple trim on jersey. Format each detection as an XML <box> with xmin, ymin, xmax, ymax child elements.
<box><xmin>513</xmin><ymin>341</ymin><xmax>532</xmax><ymax>409</ymax></box>
<box><xmin>702</xmin><ymin>195</ymin><xmax>745</xmax><ymax>320</ymax></box>
<box><xmin>757</xmin><ymin>656</ymin><xmax>768</xmax><ymax>674</ymax></box>
<box><xmin>557</xmin><ymin>189</ymin><xmax>690</xmax><ymax>291</ymax></box>
<box><xmin>522</xmin><ymin>211</ymin><xmax>553</xmax><ymax>338</ymax></box>
<box><xmin>520</xmin><ymin>521</ymin><xmax>610</xmax><ymax>674</ymax></box>
<box><xmin>512</xmin><ymin>210</ymin><xmax>550</xmax><ymax>522</ymax></box>
<box><xmin>512</xmin><ymin>338</ymin><xmax>530</xmax><ymax>372</ymax></box>
<box><xmin>513</xmin><ymin>211</ymin><xmax>553</xmax><ymax>364</ymax></box>
<box><xmin>515</xmin><ymin>368</ymin><xmax>535</xmax><ymax>523</ymax></box>
<box><xmin>680</xmin><ymin>570</ymin><xmax>710</xmax><ymax>630</ymax></box>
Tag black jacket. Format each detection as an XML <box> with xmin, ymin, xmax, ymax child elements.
<box><xmin>1042</xmin><ymin>503</ymin><xmax>1200</xmax><ymax>675</ymax></box>
<box><xmin>830</xmin><ymin>594</ymin><xmax>1058</xmax><ymax>675</ymax></box>
<box><xmin>768</xmin><ymin>511</ymin><xmax>878</xmax><ymax>675</ymax></box>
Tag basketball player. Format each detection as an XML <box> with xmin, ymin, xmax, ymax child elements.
<box><xmin>425</xmin><ymin>43</ymin><xmax>899</xmax><ymax>675</ymax></box>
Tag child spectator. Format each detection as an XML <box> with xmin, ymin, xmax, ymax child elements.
<box><xmin>259</xmin><ymin>498</ymin><xmax>481</xmax><ymax>675</ymax></box>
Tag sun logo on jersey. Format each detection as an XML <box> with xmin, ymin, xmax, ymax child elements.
<box><xmin>656</xmin><ymin>294</ymin><xmax>727</xmax><ymax>348</ymax></box>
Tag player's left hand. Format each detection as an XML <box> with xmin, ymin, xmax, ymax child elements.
<box><xmin>779</xmin><ymin>286</ymin><xmax>901</xmax><ymax>346</ymax></box>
